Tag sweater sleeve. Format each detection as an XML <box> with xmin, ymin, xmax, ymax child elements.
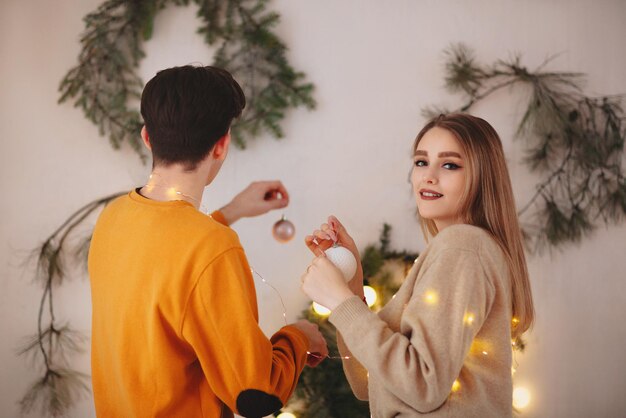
<box><xmin>209</xmin><ymin>210</ymin><xmax>228</xmax><ymax>226</ymax></box>
<box><xmin>181</xmin><ymin>247</ymin><xmax>308</xmax><ymax>418</ymax></box>
<box><xmin>329</xmin><ymin>247</ymin><xmax>496</xmax><ymax>413</ymax></box>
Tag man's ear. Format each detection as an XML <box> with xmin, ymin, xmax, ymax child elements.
<box><xmin>141</xmin><ymin>126</ymin><xmax>152</xmax><ymax>151</ymax></box>
<box><xmin>212</xmin><ymin>131</ymin><xmax>231</xmax><ymax>161</ymax></box>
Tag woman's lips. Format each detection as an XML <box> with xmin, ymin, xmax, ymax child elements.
<box><xmin>419</xmin><ymin>189</ymin><xmax>443</xmax><ymax>200</ymax></box>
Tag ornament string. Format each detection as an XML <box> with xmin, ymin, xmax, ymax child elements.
<box><xmin>250</xmin><ymin>267</ymin><xmax>351</xmax><ymax>361</ymax></box>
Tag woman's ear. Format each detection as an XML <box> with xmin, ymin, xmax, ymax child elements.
<box><xmin>141</xmin><ymin>126</ymin><xmax>152</xmax><ymax>151</ymax></box>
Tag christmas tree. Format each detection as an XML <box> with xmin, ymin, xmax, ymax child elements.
<box><xmin>283</xmin><ymin>224</ymin><xmax>418</xmax><ymax>417</ymax></box>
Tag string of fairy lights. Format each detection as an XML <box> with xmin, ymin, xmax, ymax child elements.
<box><xmin>251</xmin><ymin>267</ymin><xmax>351</xmax><ymax>361</ymax></box>
<box><xmin>254</xmin><ymin>266</ymin><xmax>533</xmax><ymax>415</ymax></box>
<box><xmin>143</xmin><ymin>178</ymin><xmax>533</xmax><ymax>414</ymax></box>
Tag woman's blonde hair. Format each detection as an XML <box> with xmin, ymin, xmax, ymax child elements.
<box><xmin>414</xmin><ymin>113</ymin><xmax>534</xmax><ymax>338</ymax></box>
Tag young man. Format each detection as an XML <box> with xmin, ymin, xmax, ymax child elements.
<box><xmin>88</xmin><ymin>65</ymin><xmax>327</xmax><ymax>418</ymax></box>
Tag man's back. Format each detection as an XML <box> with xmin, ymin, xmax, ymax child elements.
<box><xmin>88</xmin><ymin>189</ymin><xmax>308</xmax><ymax>417</ymax></box>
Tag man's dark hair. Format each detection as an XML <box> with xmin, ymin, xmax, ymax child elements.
<box><xmin>140</xmin><ymin>65</ymin><xmax>246</xmax><ymax>169</ymax></box>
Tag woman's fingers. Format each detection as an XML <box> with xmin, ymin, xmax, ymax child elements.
<box><xmin>320</xmin><ymin>223</ymin><xmax>337</xmax><ymax>242</ymax></box>
<box><xmin>304</xmin><ymin>230</ymin><xmax>334</xmax><ymax>256</ymax></box>
<box><xmin>313</xmin><ymin>228</ymin><xmax>333</xmax><ymax>241</ymax></box>
<box><xmin>328</xmin><ymin>216</ymin><xmax>342</xmax><ymax>232</ymax></box>
<box><xmin>304</xmin><ymin>235</ymin><xmax>324</xmax><ymax>256</ymax></box>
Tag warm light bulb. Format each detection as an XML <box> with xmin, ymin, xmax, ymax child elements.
<box><xmin>363</xmin><ymin>285</ymin><xmax>377</xmax><ymax>307</ymax></box>
<box><xmin>424</xmin><ymin>290</ymin><xmax>438</xmax><ymax>305</ymax></box>
<box><xmin>167</xmin><ymin>187</ymin><xmax>178</xmax><ymax>198</ymax></box>
<box><xmin>451</xmin><ymin>379</ymin><xmax>461</xmax><ymax>392</ymax></box>
<box><xmin>312</xmin><ymin>302</ymin><xmax>331</xmax><ymax>316</ymax></box>
<box><xmin>513</xmin><ymin>386</ymin><xmax>531</xmax><ymax>409</ymax></box>
<box><xmin>277</xmin><ymin>413</ymin><xmax>296</xmax><ymax>418</ymax></box>
<box><xmin>464</xmin><ymin>313</ymin><xmax>475</xmax><ymax>325</ymax></box>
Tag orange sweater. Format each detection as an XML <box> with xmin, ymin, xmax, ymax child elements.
<box><xmin>88</xmin><ymin>189</ymin><xmax>308</xmax><ymax>417</ymax></box>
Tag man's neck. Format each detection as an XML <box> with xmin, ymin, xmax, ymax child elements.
<box><xmin>140</xmin><ymin>165</ymin><xmax>208</xmax><ymax>209</ymax></box>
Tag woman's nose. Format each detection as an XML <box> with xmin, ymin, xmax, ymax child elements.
<box><xmin>422</xmin><ymin>170</ymin><xmax>438</xmax><ymax>185</ymax></box>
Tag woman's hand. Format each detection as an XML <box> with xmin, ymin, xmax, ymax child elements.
<box><xmin>304</xmin><ymin>216</ymin><xmax>364</xmax><ymax>297</ymax></box>
<box><xmin>301</xmin><ymin>254</ymin><xmax>355</xmax><ymax>311</ymax></box>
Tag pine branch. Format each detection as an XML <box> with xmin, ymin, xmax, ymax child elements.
<box><xmin>19</xmin><ymin>192</ymin><xmax>124</xmax><ymax>417</ymax></box>
<box><xmin>19</xmin><ymin>368</ymin><xmax>90</xmax><ymax>418</ymax></box>
<box><xmin>426</xmin><ymin>43</ymin><xmax>626</xmax><ymax>252</ymax></box>
<box><xmin>61</xmin><ymin>0</ymin><xmax>316</xmax><ymax>155</ymax></box>
<box><xmin>205</xmin><ymin>0</ymin><xmax>315</xmax><ymax>148</ymax></box>
<box><xmin>59</xmin><ymin>0</ymin><xmax>147</xmax><ymax>161</ymax></box>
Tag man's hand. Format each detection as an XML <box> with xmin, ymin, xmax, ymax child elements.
<box><xmin>291</xmin><ymin>319</ymin><xmax>329</xmax><ymax>367</ymax></box>
<box><xmin>219</xmin><ymin>181</ymin><xmax>289</xmax><ymax>225</ymax></box>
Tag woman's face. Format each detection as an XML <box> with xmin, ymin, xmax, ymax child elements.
<box><xmin>411</xmin><ymin>127</ymin><xmax>468</xmax><ymax>230</ymax></box>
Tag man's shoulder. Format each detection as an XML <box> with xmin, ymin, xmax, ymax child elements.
<box><xmin>180</xmin><ymin>209</ymin><xmax>242</xmax><ymax>249</ymax></box>
<box><xmin>95</xmin><ymin>192</ymin><xmax>243</xmax><ymax>252</ymax></box>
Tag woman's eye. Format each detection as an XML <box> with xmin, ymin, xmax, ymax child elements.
<box><xmin>443</xmin><ymin>162</ymin><xmax>461</xmax><ymax>170</ymax></box>
<box><xmin>414</xmin><ymin>159</ymin><xmax>428</xmax><ymax>167</ymax></box>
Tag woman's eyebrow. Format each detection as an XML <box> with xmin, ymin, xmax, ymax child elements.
<box><xmin>438</xmin><ymin>151</ymin><xmax>462</xmax><ymax>158</ymax></box>
<box><xmin>414</xmin><ymin>150</ymin><xmax>462</xmax><ymax>158</ymax></box>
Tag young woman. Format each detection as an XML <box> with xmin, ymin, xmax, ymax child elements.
<box><xmin>301</xmin><ymin>113</ymin><xmax>534</xmax><ymax>417</ymax></box>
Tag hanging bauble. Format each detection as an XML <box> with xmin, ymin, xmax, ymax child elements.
<box><xmin>273</xmin><ymin>215</ymin><xmax>295</xmax><ymax>243</ymax></box>
<box><xmin>325</xmin><ymin>245</ymin><xmax>357</xmax><ymax>282</ymax></box>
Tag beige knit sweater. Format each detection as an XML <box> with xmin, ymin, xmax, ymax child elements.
<box><xmin>329</xmin><ymin>224</ymin><xmax>513</xmax><ymax>417</ymax></box>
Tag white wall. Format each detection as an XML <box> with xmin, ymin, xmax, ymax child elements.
<box><xmin>1</xmin><ymin>1</ymin><xmax>625</xmax><ymax>417</ymax></box>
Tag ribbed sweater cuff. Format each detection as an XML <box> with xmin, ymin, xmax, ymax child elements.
<box><xmin>282</xmin><ymin>326</ymin><xmax>309</xmax><ymax>350</ymax></box>
<box><xmin>329</xmin><ymin>295</ymin><xmax>373</xmax><ymax>333</ymax></box>
<box><xmin>278</xmin><ymin>325</ymin><xmax>309</xmax><ymax>364</ymax></box>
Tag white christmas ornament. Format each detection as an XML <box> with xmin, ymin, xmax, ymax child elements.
<box><xmin>325</xmin><ymin>245</ymin><xmax>357</xmax><ymax>282</ymax></box>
